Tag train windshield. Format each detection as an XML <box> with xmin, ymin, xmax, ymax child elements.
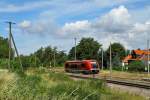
<box><xmin>91</xmin><ymin>62</ymin><xmax>98</xmax><ymax>68</ymax></box>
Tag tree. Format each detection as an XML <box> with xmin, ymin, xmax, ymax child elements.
<box><xmin>105</xmin><ymin>43</ymin><xmax>126</xmax><ymax>67</ymax></box>
<box><xmin>68</xmin><ymin>37</ymin><xmax>101</xmax><ymax>60</ymax></box>
<box><xmin>33</xmin><ymin>46</ymin><xmax>67</xmax><ymax>67</ymax></box>
<box><xmin>0</xmin><ymin>36</ymin><xmax>14</xmax><ymax>58</ymax></box>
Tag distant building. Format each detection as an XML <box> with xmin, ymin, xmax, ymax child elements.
<box><xmin>122</xmin><ymin>49</ymin><xmax>150</xmax><ymax>66</ymax></box>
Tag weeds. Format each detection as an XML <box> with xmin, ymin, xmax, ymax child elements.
<box><xmin>0</xmin><ymin>69</ymin><xmax>146</xmax><ymax>100</ymax></box>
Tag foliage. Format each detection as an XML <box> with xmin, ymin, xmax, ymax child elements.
<box><xmin>0</xmin><ymin>36</ymin><xmax>14</xmax><ymax>58</ymax></box>
<box><xmin>0</xmin><ymin>59</ymin><xmax>8</xmax><ymax>69</ymax></box>
<box><xmin>68</xmin><ymin>37</ymin><xmax>101</xmax><ymax>60</ymax></box>
<box><xmin>0</xmin><ymin>70</ymin><xmax>144</xmax><ymax>100</ymax></box>
<box><xmin>33</xmin><ymin>46</ymin><xmax>67</xmax><ymax>67</ymax></box>
<box><xmin>105</xmin><ymin>43</ymin><xmax>126</xmax><ymax>68</ymax></box>
<box><xmin>0</xmin><ymin>35</ymin><xmax>145</xmax><ymax>73</ymax></box>
<box><xmin>0</xmin><ymin>58</ymin><xmax>24</xmax><ymax>75</ymax></box>
<box><xmin>20</xmin><ymin>55</ymin><xmax>40</xmax><ymax>69</ymax></box>
<box><xmin>128</xmin><ymin>61</ymin><xmax>145</xmax><ymax>72</ymax></box>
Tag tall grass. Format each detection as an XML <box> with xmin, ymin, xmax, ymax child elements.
<box><xmin>0</xmin><ymin>69</ymin><xmax>145</xmax><ymax>100</ymax></box>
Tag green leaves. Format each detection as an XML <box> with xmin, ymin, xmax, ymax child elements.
<box><xmin>128</xmin><ymin>61</ymin><xmax>145</xmax><ymax>72</ymax></box>
<box><xmin>69</xmin><ymin>37</ymin><xmax>101</xmax><ymax>60</ymax></box>
<box><xmin>0</xmin><ymin>36</ymin><xmax>14</xmax><ymax>58</ymax></box>
<box><xmin>105</xmin><ymin>43</ymin><xmax>126</xmax><ymax>67</ymax></box>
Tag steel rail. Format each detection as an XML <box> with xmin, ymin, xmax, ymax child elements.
<box><xmin>68</xmin><ymin>74</ymin><xmax>150</xmax><ymax>89</ymax></box>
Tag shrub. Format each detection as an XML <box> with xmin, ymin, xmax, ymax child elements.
<box><xmin>128</xmin><ymin>61</ymin><xmax>145</xmax><ymax>72</ymax></box>
<box><xmin>112</xmin><ymin>66</ymin><xmax>122</xmax><ymax>71</ymax></box>
<box><xmin>0</xmin><ymin>59</ymin><xmax>8</xmax><ymax>69</ymax></box>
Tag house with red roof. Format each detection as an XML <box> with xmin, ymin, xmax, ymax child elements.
<box><xmin>122</xmin><ymin>49</ymin><xmax>150</xmax><ymax>66</ymax></box>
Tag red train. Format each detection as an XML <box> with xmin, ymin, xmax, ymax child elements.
<box><xmin>64</xmin><ymin>60</ymin><xmax>99</xmax><ymax>74</ymax></box>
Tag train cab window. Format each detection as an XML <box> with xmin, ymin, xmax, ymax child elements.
<box><xmin>70</xmin><ymin>64</ymin><xmax>77</xmax><ymax>69</ymax></box>
<box><xmin>65</xmin><ymin>63</ymin><xmax>69</xmax><ymax>68</ymax></box>
<box><xmin>91</xmin><ymin>62</ymin><xmax>98</xmax><ymax>68</ymax></box>
<box><xmin>74</xmin><ymin>64</ymin><xmax>77</xmax><ymax>69</ymax></box>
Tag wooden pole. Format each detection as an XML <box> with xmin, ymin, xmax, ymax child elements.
<box><xmin>101</xmin><ymin>48</ymin><xmax>104</xmax><ymax>70</ymax></box>
<box><xmin>6</xmin><ymin>21</ymin><xmax>23</xmax><ymax>72</ymax></box>
<box><xmin>110</xmin><ymin>42</ymin><xmax>112</xmax><ymax>78</ymax></box>
<box><xmin>8</xmin><ymin>22</ymin><xmax>12</xmax><ymax>71</ymax></box>
<box><xmin>148</xmin><ymin>40</ymin><xmax>150</xmax><ymax>74</ymax></box>
<box><xmin>10</xmin><ymin>32</ymin><xmax>23</xmax><ymax>71</ymax></box>
<box><xmin>74</xmin><ymin>37</ymin><xmax>77</xmax><ymax>60</ymax></box>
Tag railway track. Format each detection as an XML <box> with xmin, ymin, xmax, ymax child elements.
<box><xmin>67</xmin><ymin>73</ymin><xmax>150</xmax><ymax>89</ymax></box>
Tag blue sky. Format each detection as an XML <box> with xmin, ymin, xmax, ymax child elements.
<box><xmin>0</xmin><ymin>0</ymin><xmax>150</xmax><ymax>55</ymax></box>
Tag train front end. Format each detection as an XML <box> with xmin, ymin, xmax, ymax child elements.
<box><xmin>83</xmin><ymin>60</ymin><xmax>100</xmax><ymax>74</ymax></box>
<box><xmin>90</xmin><ymin>61</ymin><xmax>99</xmax><ymax>74</ymax></box>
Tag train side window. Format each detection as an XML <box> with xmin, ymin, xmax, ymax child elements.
<box><xmin>66</xmin><ymin>63</ymin><xmax>69</xmax><ymax>68</ymax></box>
<box><xmin>81</xmin><ymin>63</ymin><xmax>85</xmax><ymax>67</ymax></box>
<box><xmin>70</xmin><ymin>64</ymin><xmax>76</xmax><ymax>69</ymax></box>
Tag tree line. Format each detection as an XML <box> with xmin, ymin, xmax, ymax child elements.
<box><xmin>0</xmin><ymin>36</ymin><xmax>145</xmax><ymax>72</ymax></box>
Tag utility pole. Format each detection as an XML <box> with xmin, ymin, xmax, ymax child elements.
<box><xmin>11</xmin><ymin>31</ymin><xmax>23</xmax><ymax>71</ymax></box>
<box><xmin>54</xmin><ymin>51</ymin><xmax>56</xmax><ymax>67</ymax></box>
<box><xmin>147</xmin><ymin>39</ymin><xmax>150</xmax><ymax>74</ymax></box>
<box><xmin>6</xmin><ymin>21</ymin><xmax>23</xmax><ymax>71</ymax></box>
<box><xmin>53</xmin><ymin>47</ymin><xmax>57</xmax><ymax>67</ymax></box>
<box><xmin>74</xmin><ymin>37</ymin><xmax>77</xmax><ymax>60</ymax></box>
<box><xmin>101</xmin><ymin>48</ymin><xmax>104</xmax><ymax>70</ymax></box>
<box><xmin>110</xmin><ymin>42</ymin><xmax>112</xmax><ymax>78</ymax></box>
<box><xmin>42</xmin><ymin>48</ymin><xmax>44</xmax><ymax>67</ymax></box>
<box><xmin>35</xmin><ymin>54</ymin><xmax>37</xmax><ymax>67</ymax></box>
<box><xmin>7</xmin><ymin>22</ymin><xmax>14</xmax><ymax>70</ymax></box>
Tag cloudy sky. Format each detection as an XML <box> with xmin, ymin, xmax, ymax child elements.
<box><xmin>0</xmin><ymin>0</ymin><xmax>150</xmax><ymax>55</ymax></box>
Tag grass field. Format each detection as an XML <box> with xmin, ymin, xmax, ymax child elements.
<box><xmin>100</xmin><ymin>70</ymin><xmax>150</xmax><ymax>81</ymax></box>
<box><xmin>47</xmin><ymin>67</ymin><xmax>150</xmax><ymax>81</ymax></box>
<box><xmin>0</xmin><ymin>68</ymin><xmax>145</xmax><ymax>100</ymax></box>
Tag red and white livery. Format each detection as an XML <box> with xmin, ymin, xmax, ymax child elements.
<box><xmin>65</xmin><ymin>60</ymin><xmax>99</xmax><ymax>74</ymax></box>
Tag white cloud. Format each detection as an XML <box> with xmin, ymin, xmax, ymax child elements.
<box><xmin>18</xmin><ymin>5</ymin><xmax>150</xmax><ymax>55</ymax></box>
<box><xmin>19</xmin><ymin>19</ymin><xmax>60</xmax><ymax>36</ymax></box>
<box><xmin>130</xmin><ymin>5</ymin><xmax>150</xmax><ymax>23</ymax></box>
<box><xmin>133</xmin><ymin>22</ymin><xmax>150</xmax><ymax>33</ymax></box>
<box><xmin>61</xmin><ymin>20</ymin><xmax>91</xmax><ymax>36</ymax></box>
<box><xmin>63</xmin><ymin>20</ymin><xmax>90</xmax><ymax>31</ymax></box>
<box><xmin>59</xmin><ymin>5</ymin><xmax>150</xmax><ymax>50</ymax></box>
<box><xmin>0</xmin><ymin>1</ymin><xmax>56</xmax><ymax>12</ymax></box>
<box><xmin>95</xmin><ymin>5</ymin><xmax>131</xmax><ymax>33</ymax></box>
<box><xmin>19</xmin><ymin>20</ymin><xmax>31</xmax><ymax>29</ymax></box>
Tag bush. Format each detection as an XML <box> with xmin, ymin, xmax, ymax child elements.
<box><xmin>113</xmin><ymin>66</ymin><xmax>122</xmax><ymax>71</ymax></box>
<box><xmin>128</xmin><ymin>61</ymin><xmax>145</xmax><ymax>72</ymax></box>
<box><xmin>0</xmin><ymin>59</ymin><xmax>8</xmax><ymax>69</ymax></box>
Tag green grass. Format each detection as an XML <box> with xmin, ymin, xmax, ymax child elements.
<box><xmin>100</xmin><ymin>69</ymin><xmax>150</xmax><ymax>81</ymax></box>
<box><xmin>0</xmin><ymin>68</ymin><xmax>145</xmax><ymax>100</ymax></box>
